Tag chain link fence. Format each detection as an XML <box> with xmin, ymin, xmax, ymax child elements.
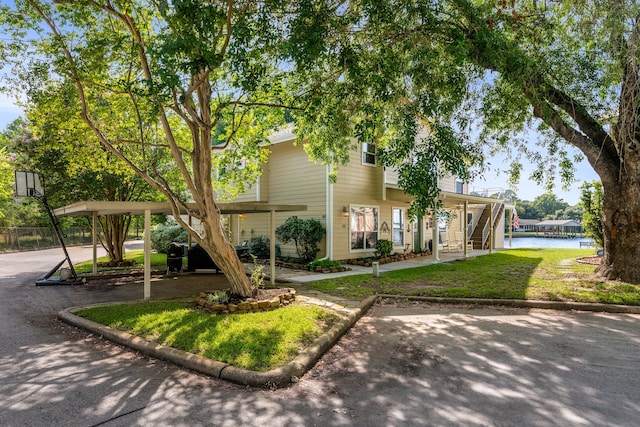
<box><xmin>0</xmin><ymin>227</ymin><xmax>94</xmax><ymax>252</ymax></box>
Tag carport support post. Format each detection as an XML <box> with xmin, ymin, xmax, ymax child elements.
<box><xmin>92</xmin><ymin>211</ymin><xmax>98</xmax><ymax>274</ymax></box>
<box><xmin>463</xmin><ymin>201</ymin><xmax>468</xmax><ymax>258</ymax></box>
<box><xmin>432</xmin><ymin>210</ymin><xmax>440</xmax><ymax>262</ymax></box>
<box><xmin>144</xmin><ymin>209</ymin><xmax>151</xmax><ymax>300</ymax></box>
<box><xmin>270</xmin><ymin>209</ymin><xmax>276</xmax><ymax>286</ymax></box>
<box><xmin>489</xmin><ymin>203</ymin><xmax>494</xmax><ymax>254</ymax></box>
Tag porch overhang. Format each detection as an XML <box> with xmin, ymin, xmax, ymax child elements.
<box><xmin>384</xmin><ymin>187</ymin><xmax>504</xmax><ymax>208</ymax></box>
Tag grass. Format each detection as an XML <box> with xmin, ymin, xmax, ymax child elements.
<box><xmin>73</xmin><ymin>250</ymin><xmax>167</xmax><ymax>274</ymax></box>
<box><xmin>311</xmin><ymin>248</ymin><xmax>640</xmax><ymax>305</ymax></box>
<box><xmin>74</xmin><ymin>301</ymin><xmax>339</xmax><ymax>371</ymax></box>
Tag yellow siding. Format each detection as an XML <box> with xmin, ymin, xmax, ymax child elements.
<box><xmin>331</xmin><ymin>146</ymin><xmax>412</xmax><ymax>260</ymax></box>
<box><xmin>438</xmin><ymin>173</ymin><xmax>456</xmax><ymax>193</ymax></box>
<box><xmin>229</xmin><ymin>139</ymin><xmax>327</xmax><ymax>258</ymax></box>
<box><xmin>225</xmin><ymin>135</ymin><xmax>490</xmax><ymax>261</ymax></box>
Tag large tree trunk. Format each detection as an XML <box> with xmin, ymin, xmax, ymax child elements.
<box><xmin>98</xmin><ymin>214</ymin><xmax>129</xmax><ymax>262</ymax></box>
<box><xmin>597</xmin><ymin>172</ymin><xmax>640</xmax><ymax>283</ymax></box>
<box><xmin>193</xmin><ymin>211</ymin><xmax>253</xmax><ymax>297</ymax></box>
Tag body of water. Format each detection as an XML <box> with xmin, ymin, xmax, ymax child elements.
<box><xmin>505</xmin><ymin>236</ymin><xmax>594</xmax><ymax>249</ymax></box>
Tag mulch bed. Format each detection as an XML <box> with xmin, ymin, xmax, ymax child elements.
<box><xmin>576</xmin><ymin>256</ymin><xmax>603</xmax><ymax>265</ymax></box>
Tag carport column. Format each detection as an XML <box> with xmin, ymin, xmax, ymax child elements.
<box><xmin>92</xmin><ymin>211</ymin><xmax>98</xmax><ymax>274</ymax></box>
<box><xmin>463</xmin><ymin>201</ymin><xmax>468</xmax><ymax>258</ymax></box>
<box><xmin>432</xmin><ymin>210</ymin><xmax>440</xmax><ymax>262</ymax></box>
<box><xmin>144</xmin><ymin>209</ymin><xmax>151</xmax><ymax>300</ymax></box>
<box><xmin>489</xmin><ymin>203</ymin><xmax>494</xmax><ymax>254</ymax></box>
<box><xmin>270</xmin><ymin>209</ymin><xmax>276</xmax><ymax>285</ymax></box>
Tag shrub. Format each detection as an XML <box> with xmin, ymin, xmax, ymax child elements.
<box><xmin>275</xmin><ymin>216</ymin><xmax>325</xmax><ymax>263</ymax></box>
<box><xmin>374</xmin><ymin>239</ymin><xmax>393</xmax><ymax>259</ymax></box>
<box><xmin>248</xmin><ymin>235</ymin><xmax>270</xmax><ymax>259</ymax></box>
<box><xmin>206</xmin><ymin>290</ymin><xmax>229</xmax><ymax>305</ymax></box>
<box><xmin>249</xmin><ymin>255</ymin><xmax>265</xmax><ymax>291</ymax></box>
<box><xmin>151</xmin><ymin>223</ymin><xmax>188</xmax><ymax>253</ymax></box>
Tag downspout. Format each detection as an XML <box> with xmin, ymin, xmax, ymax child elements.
<box><xmin>318</xmin><ymin>163</ymin><xmax>334</xmax><ymax>261</ymax></box>
<box><xmin>432</xmin><ymin>210</ymin><xmax>440</xmax><ymax>262</ymax></box>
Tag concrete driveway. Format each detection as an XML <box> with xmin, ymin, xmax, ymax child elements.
<box><xmin>1</xmin><ymin>246</ymin><xmax>640</xmax><ymax>426</ymax></box>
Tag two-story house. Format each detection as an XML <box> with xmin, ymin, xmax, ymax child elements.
<box><xmin>224</xmin><ymin>127</ymin><xmax>508</xmax><ymax>262</ymax></box>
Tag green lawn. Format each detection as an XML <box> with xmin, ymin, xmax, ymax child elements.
<box><xmin>73</xmin><ymin>250</ymin><xmax>167</xmax><ymax>274</ymax></box>
<box><xmin>311</xmin><ymin>248</ymin><xmax>640</xmax><ymax>305</ymax></box>
<box><xmin>75</xmin><ymin>301</ymin><xmax>338</xmax><ymax>371</ymax></box>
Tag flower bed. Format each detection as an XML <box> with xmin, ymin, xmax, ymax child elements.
<box><xmin>347</xmin><ymin>251</ymin><xmax>431</xmax><ymax>267</ymax></box>
<box><xmin>252</xmin><ymin>259</ymin><xmax>351</xmax><ymax>273</ymax></box>
<box><xmin>195</xmin><ymin>288</ymin><xmax>296</xmax><ymax>314</ymax></box>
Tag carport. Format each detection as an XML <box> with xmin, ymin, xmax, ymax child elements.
<box><xmin>54</xmin><ymin>201</ymin><xmax>306</xmax><ymax>299</ymax></box>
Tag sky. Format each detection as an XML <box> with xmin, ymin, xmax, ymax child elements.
<box><xmin>470</xmin><ymin>150</ymin><xmax>600</xmax><ymax>206</ymax></box>
<box><xmin>0</xmin><ymin>93</ymin><xmax>599</xmax><ymax>206</ymax></box>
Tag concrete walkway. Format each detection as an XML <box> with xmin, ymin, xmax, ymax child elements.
<box><xmin>272</xmin><ymin>249</ymin><xmax>491</xmax><ymax>284</ymax></box>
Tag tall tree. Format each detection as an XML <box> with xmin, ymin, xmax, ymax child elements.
<box><xmin>531</xmin><ymin>193</ymin><xmax>569</xmax><ymax>220</ymax></box>
<box><xmin>0</xmin><ymin>147</ymin><xmax>14</xmax><ymax>225</ymax></box>
<box><xmin>580</xmin><ymin>181</ymin><xmax>604</xmax><ymax>248</ymax></box>
<box><xmin>286</xmin><ymin>0</ymin><xmax>640</xmax><ymax>283</ymax></box>
<box><xmin>8</xmin><ymin>83</ymin><xmax>165</xmax><ymax>262</ymax></box>
<box><xmin>1</xmin><ymin>1</ymin><xmax>291</xmax><ymax>296</ymax></box>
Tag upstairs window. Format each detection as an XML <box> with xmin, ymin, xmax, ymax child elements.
<box><xmin>362</xmin><ymin>142</ymin><xmax>376</xmax><ymax>165</ymax></box>
<box><xmin>456</xmin><ymin>180</ymin><xmax>464</xmax><ymax>194</ymax></box>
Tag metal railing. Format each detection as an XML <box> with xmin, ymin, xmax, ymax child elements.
<box><xmin>470</xmin><ymin>187</ymin><xmax>513</xmax><ymax>204</ymax></box>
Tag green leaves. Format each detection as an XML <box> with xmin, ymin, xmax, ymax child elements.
<box><xmin>580</xmin><ymin>181</ymin><xmax>604</xmax><ymax>247</ymax></box>
<box><xmin>275</xmin><ymin>216</ymin><xmax>325</xmax><ymax>263</ymax></box>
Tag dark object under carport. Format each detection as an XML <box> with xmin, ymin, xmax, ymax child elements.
<box><xmin>187</xmin><ymin>244</ymin><xmax>221</xmax><ymax>273</ymax></box>
<box><xmin>166</xmin><ymin>242</ymin><xmax>184</xmax><ymax>273</ymax></box>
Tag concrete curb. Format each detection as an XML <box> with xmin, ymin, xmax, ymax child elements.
<box><xmin>375</xmin><ymin>295</ymin><xmax>640</xmax><ymax>314</ymax></box>
<box><xmin>58</xmin><ymin>295</ymin><xmax>377</xmax><ymax>388</ymax></box>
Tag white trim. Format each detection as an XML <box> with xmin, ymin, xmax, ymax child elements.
<box><xmin>361</xmin><ymin>142</ymin><xmax>376</xmax><ymax>166</ymax></box>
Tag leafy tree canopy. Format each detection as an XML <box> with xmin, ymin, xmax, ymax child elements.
<box><xmin>0</xmin><ymin>0</ymin><xmax>298</xmax><ymax>295</ymax></box>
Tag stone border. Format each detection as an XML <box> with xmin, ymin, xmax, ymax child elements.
<box><xmin>58</xmin><ymin>295</ymin><xmax>377</xmax><ymax>388</ymax></box>
<box><xmin>194</xmin><ymin>288</ymin><xmax>296</xmax><ymax>314</ymax></box>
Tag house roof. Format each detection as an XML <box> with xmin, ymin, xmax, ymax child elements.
<box><xmin>535</xmin><ymin>220</ymin><xmax>582</xmax><ymax>227</ymax></box>
<box><xmin>438</xmin><ymin>191</ymin><xmax>505</xmax><ymax>208</ymax></box>
<box><xmin>518</xmin><ymin>219</ymin><xmax>540</xmax><ymax>226</ymax></box>
<box><xmin>268</xmin><ymin>125</ymin><xmax>296</xmax><ymax>145</ymax></box>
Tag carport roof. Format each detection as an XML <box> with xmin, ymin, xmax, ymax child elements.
<box><xmin>53</xmin><ymin>200</ymin><xmax>307</xmax><ymax>217</ymax></box>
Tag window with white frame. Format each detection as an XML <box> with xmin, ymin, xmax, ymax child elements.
<box><xmin>392</xmin><ymin>208</ymin><xmax>404</xmax><ymax>247</ymax></box>
<box><xmin>362</xmin><ymin>142</ymin><xmax>376</xmax><ymax>165</ymax></box>
<box><xmin>350</xmin><ymin>206</ymin><xmax>379</xmax><ymax>250</ymax></box>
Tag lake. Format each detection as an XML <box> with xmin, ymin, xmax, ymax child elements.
<box><xmin>504</xmin><ymin>236</ymin><xmax>594</xmax><ymax>249</ymax></box>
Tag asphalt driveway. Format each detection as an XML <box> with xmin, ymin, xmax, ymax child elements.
<box><xmin>1</xmin><ymin>246</ymin><xmax>640</xmax><ymax>426</ymax></box>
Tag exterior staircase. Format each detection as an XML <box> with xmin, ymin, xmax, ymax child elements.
<box><xmin>470</xmin><ymin>203</ymin><xmax>504</xmax><ymax>249</ymax></box>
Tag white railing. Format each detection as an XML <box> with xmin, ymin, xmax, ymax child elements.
<box><xmin>470</xmin><ymin>187</ymin><xmax>513</xmax><ymax>203</ymax></box>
